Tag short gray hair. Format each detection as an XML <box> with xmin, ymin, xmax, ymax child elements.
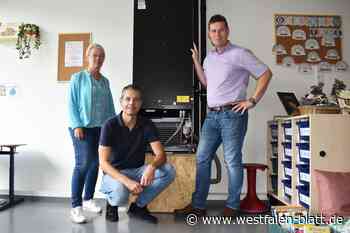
<box><xmin>120</xmin><ymin>84</ymin><xmax>143</xmax><ymax>101</ymax></box>
<box><xmin>85</xmin><ymin>43</ymin><xmax>105</xmax><ymax>57</ymax></box>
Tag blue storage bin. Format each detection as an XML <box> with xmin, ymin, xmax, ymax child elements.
<box><xmin>296</xmin><ymin>143</ymin><xmax>310</xmax><ymax>163</ymax></box>
<box><xmin>296</xmin><ymin>184</ymin><xmax>310</xmax><ymax>209</ymax></box>
<box><xmin>281</xmin><ymin>141</ymin><xmax>292</xmax><ymax>160</ymax></box>
<box><xmin>270</xmin><ymin>123</ymin><xmax>278</xmax><ymax>140</ymax></box>
<box><xmin>282</xmin><ymin>179</ymin><xmax>292</xmax><ymax>199</ymax></box>
<box><xmin>282</xmin><ymin>160</ymin><xmax>292</xmax><ymax>178</ymax></box>
<box><xmin>270</xmin><ymin>174</ymin><xmax>278</xmax><ymax>194</ymax></box>
<box><xmin>271</xmin><ymin>157</ymin><xmax>278</xmax><ymax>173</ymax></box>
<box><xmin>282</xmin><ymin>121</ymin><xmax>292</xmax><ymax>141</ymax></box>
<box><xmin>296</xmin><ymin>163</ymin><xmax>310</xmax><ymax>183</ymax></box>
<box><xmin>296</xmin><ymin>119</ymin><xmax>310</xmax><ymax>141</ymax></box>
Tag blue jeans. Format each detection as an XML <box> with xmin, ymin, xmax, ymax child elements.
<box><xmin>69</xmin><ymin>127</ymin><xmax>101</xmax><ymax>208</ymax></box>
<box><xmin>100</xmin><ymin>164</ymin><xmax>176</xmax><ymax>207</ymax></box>
<box><xmin>192</xmin><ymin>110</ymin><xmax>248</xmax><ymax>209</ymax></box>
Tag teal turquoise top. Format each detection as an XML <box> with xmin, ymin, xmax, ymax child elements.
<box><xmin>68</xmin><ymin>70</ymin><xmax>116</xmax><ymax>129</ymax></box>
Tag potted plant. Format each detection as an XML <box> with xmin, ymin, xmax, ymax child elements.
<box><xmin>16</xmin><ymin>23</ymin><xmax>41</xmax><ymax>59</ymax></box>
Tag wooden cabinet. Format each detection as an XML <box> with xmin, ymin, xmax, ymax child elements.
<box><xmin>267</xmin><ymin>114</ymin><xmax>350</xmax><ymax>214</ymax></box>
<box><xmin>145</xmin><ymin>153</ymin><xmax>196</xmax><ymax>213</ymax></box>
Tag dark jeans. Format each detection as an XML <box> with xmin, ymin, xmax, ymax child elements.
<box><xmin>69</xmin><ymin>127</ymin><xmax>101</xmax><ymax>208</ymax></box>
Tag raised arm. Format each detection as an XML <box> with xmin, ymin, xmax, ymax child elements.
<box><xmin>191</xmin><ymin>43</ymin><xmax>207</xmax><ymax>87</ymax></box>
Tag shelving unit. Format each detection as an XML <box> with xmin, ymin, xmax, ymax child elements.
<box><xmin>267</xmin><ymin>114</ymin><xmax>350</xmax><ymax>214</ymax></box>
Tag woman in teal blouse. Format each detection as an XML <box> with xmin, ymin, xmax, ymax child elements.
<box><xmin>68</xmin><ymin>43</ymin><xmax>115</xmax><ymax>223</ymax></box>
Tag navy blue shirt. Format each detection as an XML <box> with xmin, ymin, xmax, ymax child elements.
<box><xmin>99</xmin><ymin>112</ymin><xmax>160</xmax><ymax>170</ymax></box>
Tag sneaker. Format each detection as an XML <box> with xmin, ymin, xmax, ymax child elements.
<box><xmin>83</xmin><ymin>199</ymin><xmax>102</xmax><ymax>213</ymax></box>
<box><xmin>70</xmin><ymin>207</ymin><xmax>87</xmax><ymax>224</ymax></box>
<box><xmin>127</xmin><ymin>202</ymin><xmax>158</xmax><ymax>224</ymax></box>
<box><xmin>106</xmin><ymin>201</ymin><xmax>119</xmax><ymax>222</ymax></box>
<box><xmin>174</xmin><ymin>203</ymin><xmax>207</xmax><ymax>217</ymax></box>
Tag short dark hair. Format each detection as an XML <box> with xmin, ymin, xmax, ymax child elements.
<box><xmin>120</xmin><ymin>84</ymin><xmax>143</xmax><ymax>100</ymax></box>
<box><xmin>208</xmin><ymin>14</ymin><xmax>229</xmax><ymax>29</ymax></box>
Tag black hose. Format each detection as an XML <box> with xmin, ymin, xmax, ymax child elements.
<box><xmin>210</xmin><ymin>153</ymin><xmax>222</xmax><ymax>184</ymax></box>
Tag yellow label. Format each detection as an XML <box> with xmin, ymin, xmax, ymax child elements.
<box><xmin>176</xmin><ymin>96</ymin><xmax>190</xmax><ymax>103</ymax></box>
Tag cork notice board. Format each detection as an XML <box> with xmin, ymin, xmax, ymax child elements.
<box><xmin>57</xmin><ymin>33</ymin><xmax>91</xmax><ymax>81</ymax></box>
<box><xmin>274</xmin><ymin>14</ymin><xmax>342</xmax><ymax>66</ymax></box>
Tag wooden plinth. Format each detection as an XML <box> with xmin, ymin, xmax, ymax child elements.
<box><xmin>145</xmin><ymin>153</ymin><xmax>196</xmax><ymax>213</ymax></box>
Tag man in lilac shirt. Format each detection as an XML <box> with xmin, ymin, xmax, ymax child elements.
<box><xmin>175</xmin><ymin>14</ymin><xmax>272</xmax><ymax>217</ymax></box>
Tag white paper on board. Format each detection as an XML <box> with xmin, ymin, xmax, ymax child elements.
<box><xmin>64</xmin><ymin>41</ymin><xmax>84</xmax><ymax>67</ymax></box>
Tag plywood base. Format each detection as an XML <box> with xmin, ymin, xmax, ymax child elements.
<box><xmin>144</xmin><ymin>153</ymin><xmax>196</xmax><ymax>213</ymax></box>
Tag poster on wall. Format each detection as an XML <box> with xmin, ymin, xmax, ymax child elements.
<box><xmin>0</xmin><ymin>84</ymin><xmax>19</xmax><ymax>97</ymax></box>
<box><xmin>64</xmin><ymin>41</ymin><xmax>84</xmax><ymax>67</ymax></box>
<box><xmin>272</xmin><ymin>14</ymin><xmax>347</xmax><ymax>73</ymax></box>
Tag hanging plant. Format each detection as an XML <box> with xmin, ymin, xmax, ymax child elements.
<box><xmin>16</xmin><ymin>23</ymin><xmax>41</xmax><ymax>59</ymax></box>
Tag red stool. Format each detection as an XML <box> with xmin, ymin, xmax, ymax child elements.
<box><xmin>240</xmin><ymin>163</ymin><xmax>268</xmax><ymax>213</ymax></box>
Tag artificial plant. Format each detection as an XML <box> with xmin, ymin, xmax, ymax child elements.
<box><xmin>16</xmin><ymin>23</ymin><xmax>41</xmax><ymax>59</ymax></box>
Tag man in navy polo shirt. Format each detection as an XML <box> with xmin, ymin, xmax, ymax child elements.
<box><xmin>99</xmin><ymin>84</ymin><xmax>176</xmax><ymax>224</ymax></box>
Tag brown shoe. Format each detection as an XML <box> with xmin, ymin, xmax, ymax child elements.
<box><xmin>174</xmin><ymin>204</ymin><xmax>207</xmax><ymax>217</ymax></box>
<box><xmin>223</xmin><ymin>207</ymin><xmax>239</xmax><ymax>217</ymax></box>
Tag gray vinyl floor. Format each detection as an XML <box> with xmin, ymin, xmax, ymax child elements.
<box><xmin>0</xmin><ymin>198</ymin><xmax>269</xmax><ymax>233</ymax></box>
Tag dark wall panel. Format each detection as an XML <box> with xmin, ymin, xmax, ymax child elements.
<box><xmin>133</xmin><ymin>0</ymin><xmax>197</xmax><ymax>109</ymax></box>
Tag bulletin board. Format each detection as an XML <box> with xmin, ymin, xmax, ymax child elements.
<box><xmin>57</xmin><ymin>33</ymin><xmax>91</xmax><ymax>81</ymax></box>
<box><xmin>274</xmin><ymin>14</ymin><xmax>342</xmax><ymax>66</ymax></box>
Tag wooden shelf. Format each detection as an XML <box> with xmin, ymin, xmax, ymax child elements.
<box><xmin>267</xmin><ymin>115</ymin><xmax>350</xmax><ymax>213</ymax></box>
<box><xmin>0</xmin><ymin>36</ymin><xmax>17</xmax><ymax>41</ymax></box>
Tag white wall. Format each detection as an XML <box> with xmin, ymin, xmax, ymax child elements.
<box><xmin>0</xmin><ymin>0</ymin><xmax>133</xmax><ymax>197</ymax></box>
<box><xmin>1</xmin><ymin>0</ymin><xmax>350</xmax><ymax>199</ymax></box>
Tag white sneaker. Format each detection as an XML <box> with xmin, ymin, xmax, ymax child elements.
<box><xmin>83</xmin><ymin>199</ymin><xmax>102</xmax><ymax>213</ymax></box>
<box><xmin>70</xmin><ymin>207</ymin><xmax>87</xmax><ymax>224</ymax></box>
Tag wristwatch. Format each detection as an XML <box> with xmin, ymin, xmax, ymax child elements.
<box><xmin>248</xmin><ymin>97</ymin><xmax>257</xmax><ymax>106</ymax></box>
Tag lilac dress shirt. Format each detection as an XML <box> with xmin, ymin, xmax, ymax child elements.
<box><xmin>203</xmin><ymin>42</ymin><xmax>268</xmax><ymax>107</ymax></box>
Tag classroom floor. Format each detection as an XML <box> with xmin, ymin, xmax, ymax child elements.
<box><xmin>0</xmin><ymin>198</ymin><xmax>270</xmax><ymax>233</ymax></box>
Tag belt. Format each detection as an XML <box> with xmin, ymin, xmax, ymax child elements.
<box><xmin>208</xmin><ymin>105</ymin><xmax>233</xmax><ymax>112</ymax></box>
